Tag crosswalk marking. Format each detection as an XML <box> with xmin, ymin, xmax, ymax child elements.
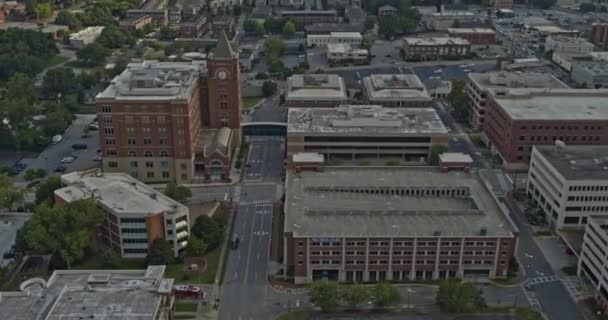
<box><xmin>525</xmin><ymin>275</ymin><xmax>559</xmax><ymax>287</ymax></box>
<box><xmin>240</xmin><ymin>200</ymin><xmax>273</xmax><ymax>205</ymax></box>
<box><xmin>243</xmin><ymin>181</ymin><xmax>276</xmax><ymax>186</ymax></box>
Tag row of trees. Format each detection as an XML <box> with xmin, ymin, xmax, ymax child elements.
<box><xmin>378</xmin><ymin>0</ymin><xmax>421</xmax><ymax>39</ymax></box>
<box><xmin>244</xmin><ymin>18</ymin><xmax>296</xmax><ymax>37</ymax></box>
<box><xmin>309</xmin><ymin>281</ymin><xmax>401</xmax><ymax>312</ymax></box>
<box><xmin>0</xmin><ymin>28</ymin><xmax>58</xmax><ymax>82</ymax></box>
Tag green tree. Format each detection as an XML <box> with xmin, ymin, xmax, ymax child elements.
<box><xmin>341</xmin><ymin>284</ymin><xmax>369</xmax><ymax>309</ymax></box>
<box><xmin>16</xmin><ymin>199</ymin><xmax>103</xmax><ymax>268</ymax></box>
<box><xmin>185</xmin><ymin>236</ymin><xmax>208</xmax><ymax>257</ymax></box>
<box><xmin>35</xmin><ymin>176</ymin><xmax>62</xmax><ymax>205</ymax></box>
<box><xmin>268</xmin><ymin>59</ymin><xmax>284</xmax><ymax>73</ymax></box>
<box><xmin>164</xmin><ymin>181</ymin><xmax>192</xmax><ymax>204</ymax></box>
<box><xmin>447</xmin><ymin>80</ymin><xmax>468</xmax><ymax>121</ymax></box>
<box><xmin>34</xmin><ymin>3</ymin><xmax>53</xmax><ymax>20</ymax></box>
<box><xmin>244</xmin><ymin>19</ymin><xmax>265</xmax><ymax>33</ymax></box>
<box><xmin>262</xmin><ymin>80</ymin><xmax>278</xmax><ymax>97</ymax></box>
<box><xmin>580</xmin><ymin>3</ymin><xmax>597</xmax><ymax>12</ymax></box>
<box><xmin>42</xmin><ymin>104</ymin><xmax>72</xmax><ymax>136</ymax></box>
<box><xmin>282</xmin><ymin>21</ymin><xmax>295</xmax><ymax>37</ymax></box>
<box><xmin>4</xmin><ymin>72</ymin><xmax>35</xmax><ymax>104</ymax></box>
<box><xmin>436</xmin><ymin>279</ymin><xmax>486</xmax><ymax>313</ymax></box>
<box><xmin>55</xmin><ymin>10</ymin><xmax>82</xmax><ymax>29</ymax></box>
<box><xmin>0</xmin><ymin>174</ymin><xmax>23</xmax><ymax>210</ymax></box>
<box><xmin>146</xmin><ymin>239</ymin><xmax>174</xmax><ymax>265</ymax></box>
<box><xmin>370</xmin><ymin>282</ymin><xmax>400</xmax><ymax>308</ymax></box>
<box><xmin>309</xmin><ymin>281</ymin><xmax>340</xmax><ymax>312</ymax></box>
<box><xmin>42</xmin><ymin>67</ymin><xmax>77</xmax><ymax>98</ymax></box>
<box><xmin>430</xmin><ymin>144</ymin><xmax>448</xmax><ymax>165</ymax></box>
<box><xmin>232</xmin><ymin>4</ymin><xmax>242</xmax><ymax>16</ymax></box>
<box><xmin>264</xmin><ymin>37</ymin><xmax>286</xmax><ymax>59</ymax></box>
<box><xmin>364</xmin><ymin>16</ymin><xmax>377</xmax><ymax>32</ymax></box>
<box><xmin>101</xmin><ymin>249</ymin><xmax>123</xmax><ymax>268</ymax></box>
<box><xmin>191</xmin><ymin>215</ymin><xmax>223</xmax><ymax>251</ymax></box>
<box><xmin>98</xmin><ymin>25</ymin><xmax>134</xmax><ymax>49</ymax></box>
<box><xmin>24</xmin><ymin>168</ymin><xmax>43</xmax><ymax>181</ymax></box>
<box><xmin>77</xmin><ymin>43</ymin><xmax>111</xmax><ymax>66</ymax></box>
<box><xmin>159</xmin><ymin>26</ymin><xmax>179</xmax><ymax>41</ymax></box>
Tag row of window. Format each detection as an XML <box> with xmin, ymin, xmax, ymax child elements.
<box><xmin>519</xmin><ymin>135</ymin><xmax>601</xmax><ymax>142</ymax></box>
<box><xmin>308</xmin><ymin>259</ymin><xmax>495</xmax><ymax>266</ymax></box>
<box><xmin>309</xmin><ymin>250</ymin><xmax>501</xmax><ymax>256</ymax></box>
<box><xmin>567</xmin><ymin>195</ymin><xmax>608</xmax><ymax>202</ymax></box>
<box><xmin>569</xmin><ymin>185</ymin><xmax>608</xmax><ymax>192</ymax></box>
<box><xmin>565</xmin><ymin>206</ymin><xmax>608</xmax><ymax>212</ymax></box>
<box><xmin>302</xmin><ymin>240</ymin><xmax>501</xmax><ymax>247</ymax></box>
<box><xmin>520</xmin><ymin>125</ymin><xmax>602</xmax><ymax>131</ymax></box>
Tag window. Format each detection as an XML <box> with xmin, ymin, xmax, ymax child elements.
<box><xmin>159</xmin><ymin>128</ymin><xmax>167</xmax><ymax>137</ymax></box>
<box><xmin>145</xmin><ymin>161</ymin><xmax>154</xmax><ymax>168</ymax></box>
<box><xmin>141</xmin><ymin>116</ymin><xmax>150</xmax><ymax>124</ymax></box>
<box><xmin>145</xmin><ymin>151</ymin><xmax>153</xmax><ymax>157</ymax></box>
<box><xmin>160</xmin><ymin>138</ymin><xmax>168</xmax><ymax>145</ymax></box>
<box><xmin>102</xmin><ymin>105</ymin><xmax>112</xmax><ymax>113</ymax></box>
<box><xmin>178</xmin><ymin>129</ymin><xmax>185</xmax><ymax>135</ymax></box>
<box><xmin>144</xmin><ymin>138</ymin><xmax>152</xmax><ymax>145</ymax></box>
<box><xmin>128</xmin><ymin>138</ymin><xmax>136</xmax><ymax>145</ymax></box>
<box><xmin>157</xmin><ymin>116</ymin><xmax>166</xmax><ymax>124</ymax></box>
<box><xmin>130</xmin><ymin>161</ymin><xmax>138</xmax><ymax>168</ymax></box>
<box><xmin>104</xmin><ymin>127</ymin><xmax>114</xmax><ymax>135</ymax></box>
<box><xmin>161</xmin><ymin>161</ymin><xmax>169</xmax><ymax>168</ymax></box>
<box><xmin>162</xmin><ymin>171</ymin><xmax>170</xmax><ymax>178</ymax></box>
<box><xmin>126</xmin><ymin>127</ymin><xmax>135</xmax><ymax>136</ymax></box>
<box><xmin>125</xmin><ymin>116</ymin><xmax>134</xmax><ymax>123</ymax></box>
<box><xmin>108</xmin><ymin>161</ymin><xmax>118</xmax><ymax>168</ymax></box>
<box><xmin>106</xmin><ymin>149</ymin><xmax>116</xmax><ymax>156</ymax></box>
<box><xmin>105</xmin><ymin>138</ymin><xmax>115</xmax><ymax>145</ymax></box>
<box><xmin>160</xmin><ymin>150</ymin><xmax>168</xmax><ymax>157</ymax></box>
<box><xmin>128</xmin><ymin>150</ymin><xmax>137</xmax><ymax>157</ymax></box>
<box><xmin>103</xmin><ymin>116</ymin><xmax>112</xmax><ymax>125</ymax></box>
<box><xmin>147</xmin><ymin>172</ymin><xmax>155</xmax><ymax>178</ymax></box>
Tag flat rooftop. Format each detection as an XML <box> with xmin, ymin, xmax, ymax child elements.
<box><xmin>490</xmin><ymin>89</ymin><xmax>608</xmax><ymax>120</ymax></box>
<box><xmin>573</xmin><ymin>61</ymin><xmax>608</xmax><ymax>74</ymax></box>
<box><xmin>286</xmin><ymin>74</ymin><xmax>347</xmax><ymax>101</ymax></box>
<box><xmin>281</xmin><ymin>10</ymin><xmax>337</xmax><ymax>15</ymax></box>
<box><xmin>548</xmin><ymin>35</ymin><xmax>591</xmax><ymax>45</ymax></box>
<box><xmin>327</xmin><ymin>43</ymin><xmax>367</xmax><ymax>54</ymax></box>
<box><xmin>440</xmin><ymin>152</ymin><xmax>474</xmax><ymax>163</ymax></box>
<box><xmin>97</xmin><ymin>61</ymin><xmax>204</xmax><ymax>101</ymax></box>
<box><xmin>404</xmin><ymin>37</ymin><xmax>470</xmax><ymax>46</ymax></box>
<box><xmin>0</xmin><ymin>266</ymin><xmax>172</xmax><ymax>320</ymax></box>
<box><xmin>448</xmin><ymin>28</ymin><xmax>496</xmax><ymax>34</ymax></box>
<box><xmin>287</xmin><ymin>105</ymin><xmax>447</xmax><ymax>135</ymax></box>
<box><xmin>468</xmin><ymin>71</ymin><xmax>568</xmax><ymax>90</ymax></box>
<box><xmin>284</xmin><ymin>167</ymin><xmax>516</xmax><ymax>238</ymax></box>
<box><xmin>535</xmin><ymin>145</ymin><xmax>608</xmax><ymax>181</ymax></box>
<box><xmin>56</xmin><ymin>170</ymin><xmax>188</xmax><ymax>217</ymax></box>
<box><xmin>363</xmin><ymin>74</ymin><xmax>431</xmax><ymax>102</ymax></box>
<box><xmin>429</xmin><ymin>11</ymin><xmax>475</xmax><ymax>17</ymax></box>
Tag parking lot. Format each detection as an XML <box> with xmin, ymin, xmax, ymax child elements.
<box><xmin>0</xmin><ymin>213</ymin><xmax>30</xmax><ymax>267</ymax></box>
<box><xmin>412</xmin><ymin>63</ymin><xmax>497</xmax><ymax>82</ymax></box>
<box><xmin>15</xmin><ymin>114</ymin><xmax>101</xmax><ymax>184</ymax></box>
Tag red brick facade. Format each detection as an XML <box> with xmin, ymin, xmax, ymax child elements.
<box><xmin>206</xmin><ymin>54</ymin><xmax>242</xmax><ymax>130</ymax></box>
<box><xmin>591</xmin><ymin>23</ymin><xmax>608</xmax><ymax>50</ymax></box>
<box><xmin>448</xmin><ymin>29</ymin><xmax>496</xmax><ymax>45</ymax></box>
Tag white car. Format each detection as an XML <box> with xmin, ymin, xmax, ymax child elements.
<box><xmin>60</xmin><ymin>156</ymin><xmax>75</xmax><ymax>164</ymax></box>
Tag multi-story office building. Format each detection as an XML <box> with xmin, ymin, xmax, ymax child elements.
<box><xmin>579</xmin><ymin>216</ymin><xmax>608</xmax><ymax>315</ymax></box>
<box><xmin>280</xmin><ymin>10</ymin><xmax>338</xmax><ymax>29</ymax></box>
<box><xmin>465</xmin><ymin>72</ymin><xmax>567</xmax><ymax>129</ymax></box>
<box><xmin>287</xmin><ymin>105</ymin><xmax>448</xmax><ymax>162</ymax></box>
<box><xmin>306</xmin><ymin>32</ymin><xmax>362</xmax><ymax>47</ymax></box>
<box><xmin>482</xmin><ymin>89</ymin><xmax>608</xmax><ymax>170</ymax></box>
<box><xmin>96</xmin><ymin>32</ymin><xmax>241</xmax><ymax>183</ymax></box>
<box><xmin>403</xmin><ymin>37</ymin><xmax>471</xmax><ymax>61</ymax></box>
<box><xmin>285</xmin><ymin>74</ymin><xmax>348</xmax><ymax>107</ymax></box>
<box><xmin>447</xmin><ymin>28</ymin><xmax>496</xmax><ymax>45</ymax></box>
<box><xmin>591</xmin><ymin>23</ymin><xmax>608</xmax><ymax>50</ymax></box>
<box><xmin>545</xmin><ymin>35</ymin><xmax>594</xmax><ymax>55</ymax></box>
<box><xmin>571</xmin><ymin>61</ymin><xmax>608</xmax><ymax>89</ymax></box>
<box><xmin>327</xmin><ymin>43</ymin><xmax>368</xmax><ymax>63</ymax></box>
<box><xmin>362</xmin><ymin>74</ymin><xmax>433</xmax><ymax>108</ymax></box>
<box><xmin>425</xmin><ymin>11</ymin><xmax>476</xmax><ymax>31</ymax></box>
<box><xmin>527</xmin><ymin>145</ymin><xmax>608</xmax><ymax>230</ymax></box>
<box><xmin>283</xmin><ymin>167</ymin><xmax>518</xmax><ymax>284</ymax></box>
<box><xmin>0</xmin><ymin>265</ymin><xmax>174</xmax><ymax>320</ymax></box>
<box><xmin>55</xmin><ymin>170</ymin><xmax>190</xmax><ymax>258</ymax></box>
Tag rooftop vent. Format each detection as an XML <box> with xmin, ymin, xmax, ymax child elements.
<box><xmin>87</xmin><ymin>274</ymin><xmax>111</xmax><ymax>284</ymax></box>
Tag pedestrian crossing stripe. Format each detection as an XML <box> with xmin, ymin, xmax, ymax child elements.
<box><xmin>240</xmin><ymin>200</ymin><xmax>273</xmax><ymax>205</ymax></box>
<box><xmin>243</xmin><ymin>181</ymin><xmax>275</xmax><ymax>185</ymax></box>
<box><xmin>525</xmin><ymin>275</ymin><xmax>559</xmax><ymax>286</ymax></box>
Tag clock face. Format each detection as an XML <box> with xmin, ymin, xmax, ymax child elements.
<box><xmin>218</xmin><ymin>71</ymin><xmax>228</xmax><ymax>80</ymax></box>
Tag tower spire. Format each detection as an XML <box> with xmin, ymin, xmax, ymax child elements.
<box><xmin>213</xmin><ymin>31</ymin><xmax>235</xmax><ymax>59</ymax></box>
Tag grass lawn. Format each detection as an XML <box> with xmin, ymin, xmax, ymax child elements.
<box><xmin>49</xmin><ymin>55</ymin><xmax>70</xmax><ymax>66</ymax></box>
<box><xmin>166</xmin><ymin>249</ymin><xmax>221</xmax><ymax>284</ymax></box>
<box><xmin>514</xmin><ymin>307</ymin><xmax>544</xmax><ymax>320</ymax></box>
<box><xmin>243</xmin><ymin>96</ymin><xmax>263</xmax><ymax>109</ymax></box>
<box><xmin>79</xmin><ymin>104</ymin><xmax>97</xmax><ymax>113</ymax></box>
<box><xmin>275</xmin><ymin>311</ymin><xmax>311</xmax><ymax>320</ymax></box>
<box><xmin>174</xmin><ymin>301</ymin><xmax>198</xmax><ymax>313</ymax></box>
<box><xmin>73</xmin><ymin>255</ymin><xmax>146</xmax><ymax>270</ymax></box>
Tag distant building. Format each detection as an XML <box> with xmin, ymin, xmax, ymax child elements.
<box><xmin>0</xmin><ymin>22</ymin><xmax>68</xmax><ymax>39</ymax></box>
<box><xmin>345</xmin><ymin>5</ymin><xmax>367</xmax><ymax>25</ymax></box>
<box><xmin>0</xmin><ymin>265</ymin><xmax>174</xmax><ymax>320</ymax></box>
<box><xmin>178</xmin><ymin>14</ymin><xmax>207</xmax><ymax>38</ymax></box>
<box><xmin>447</xmin><ymin>28</ymin><xmax>496</xmax><ymax>45</ymax></box>
<box><xmin>545</xmin><ymin>36</ymin><xmax>594</xmax><ymax>55</ymax></box>
<box><xmin>591</xmin><ymin>23</ymin><xmax>608</xmax><ymax>50</ymax></box>
<box><xmin>579</xmin><ymin>216</ymin><xmax>608</xmax><ymax>315</ymax></box>
<box><xmin>283</xmin><ymin>166</ymin><xmax>518</xmax><ymax>284</ymax></box>
<box><xmin>403</xmin><ymin>37</ymin><xmax>471</xmax><ymax>61</ymax></box>
<box><xmin>571</xmin><ymin>61</ymin><xmax>608</xmax><ymax>89</ymax></box>
<box><xmin>211</xmin><ymin>16</ymin><xmax>235</xmax><ymax>39</ymax></box>
<box><xmin>209</xmin><ymin>0</ymin><xmax>242</xmax><ymax>15</ymax></box>
<box><xmin>280</xmin><ymin>10</ymin><xmax>338</xmax><ymax>29</ymax></box>
<box><xmin>126</xmin><ymin>9</ymin><xmax>168</xmax><ymax>26</ymax></box>
<box><xmin>287</xmin><ymin>105</ymin><xmax>448</xmax><ymax>162</ymax></box>
<box><xmin>465</xmin><ymin>72</ymin><xmax>567</xmax><ymax>130</ymax></box>
<box><xmin>494</xmin><ymin>0</ymin><xmax>513</xmax><ymax>9</ymax></box>
<box><xmin>426</xmin><ymin>11</ymin><xmax>477</xmax><ymax>31</ymax></box>
<box><xmin>528</xmin><ymin>145</ymin><xmax>608</xmax><ymax>230</ymax></box>
<box><xmin>423</xmin><ymin>77</ymin><xmax>452</xmax><ymax>99</ymax></box>
<box><xmin>439</xmin><ymin>152</ymin><xmax>473</xmax><ymax>172</ymax></box>
<box><xmin>69</xmin><ymin>26</ymin><xmax>105</xmax><ymax>49</ymax></box>
<box><xmin>56</xmin><ymin>171</ymin><xmax>190</xmax><ymax>258</ymax></box>
<box><xmin>482</xmin><ymin>89</ymin><xmax>608</xmax><ymax>170</ymax></box>
<box><xmin>285</xmin><ymin>74</ymin><xmax>348</xmax><ymax>107</ymax></box>
<box><xmin>307</xmin><ymin>31</ymin><xmax>362</xmax><ymax>47</ymax></box>
<box><xmin>327</xmin><ymin>43</ymin><xmax>368</xmax><ymax>63</ymax></box>
<box><xmin>304</xmin><ymin>23</ymin><xmax>362</xmax><ymax>35</ymax></box>
<box><xmin>362</xmin><ymin>74</ymin><xmax>433</xmax><ymax>108</ymax></box>
<box><xmin>377</xmin><ymin>4</ymin><xmax>397</xmax><ymax>16</ymax></box>
<box><xmin>119</xmin><ymin>15</ymin><xmax>153</xmax><ymax>32</ymax></box>
<box><xmin>168</xmin><ymin>5</ymin><xmax>181</xmax><ymax>24</ymax></box>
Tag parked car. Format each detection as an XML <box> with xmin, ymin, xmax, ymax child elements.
<box><xmin>93</xmin><ymin>156</ymin><xmax>103</xmax><ymax>162</ymax></box>
<box><xmin>51</xmin><ymin>134</ymin><xmax>63</xmax><ymax>144</ymax></box>
<box><xmin>60</xmin><ymin>156</ymin><xmax>75</xmax><ymax>164</ymax></box>
<box><xmin>72</xmin><ymin>143</ymin><xmax>88</xmax><ymax>150</ymax></box>
<box><xmin>88</xmin><ymin>123</ymin><xmax>99</xmax><ymax>130</ymax></box>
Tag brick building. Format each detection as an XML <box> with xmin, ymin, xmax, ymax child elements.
<box><xmin>403</xmin><ymin>37</ymin><xmax>470</xmax><ymax>61</ymax></box>
<box><xmin>96</xmin><ymin>32</ymin><xmax>240</xmax><ymax>183</ymax></box>
<box><xmin>447</xmin><ymin>28</ymin><xmax>496</xmax><ymax>45</ymax></box>
<box><xmin>482</xmin><ymin>89</ymin><xmax>608</xmax><ymax>171</ymax></box>
<box><xmin>283</xmin><ymin>167</ymin><xmax>518</xmax><ymax>284</ymax></box>
<box><xmin>119</xmin><ymin>15</ymin><xmax>152</xmax><ymax>32</ymax></box>
<box><xmin>494</xmin><ymin>0</ymin><xmax>513</xmax><ymax>10</ymax></box>
<box><xmin>55</xmin><ymin>170</ymin><xmax>190</xmax><ymax>258</ymax></box>
<box><xmin>591</xmin><ymin>23</ymin><xmax>608</xmax><ymax>50</ymax></box>
<box><xmin>178</xmin><ymin>15</ymin><xmax>208</xmax><ymax>38</ymax></box>
<box><xmin>280</xmin><ymin>10</ymin><xmax>338</xmax><ymax>29</ymax></box>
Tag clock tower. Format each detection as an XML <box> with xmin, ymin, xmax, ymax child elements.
<box><xmin>206</xmin><ymin>31</ymin><xmax>242</xmax><ymax>130</ymax></box>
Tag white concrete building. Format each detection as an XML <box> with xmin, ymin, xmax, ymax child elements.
<box><xmin>527</xmin><ymin>145</ymin><xmax>608</xmax><ymax>230</ymax></box>
<box><xmin>307</xmin><ymin>32</ymin><xmax>362</xmax><ymax>47</ymax></box>
<box><xmin>327</xmin><ymin>43</ymin><xmax>368</xmax><ymax>63</ymax></box>
<box><xmin>545</xmin><ymin>36</ymin><xmax>594</xmax><ymax>55</ymax></box>
<box><xmin>69</xmin><ymin>26</ymin><xmax>105</xmax><ymax>49</ymax></box>
<box><xmin>579</xmin><ymin>215</ymin><xmax>608</xmax><ymax>314</ymax></box>
<box><xmin>55</xmin><ymin>170</ymin><xmax>190</xmax><ymax>258</ymax></box>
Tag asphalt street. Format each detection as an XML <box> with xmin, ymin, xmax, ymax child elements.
<box><xmin>15</xmin><ymin>114</ymin><xmax>101</xmax><ymax>184</ymax></box>
<box><xmin>219</xmin><ymin>136</ymin><xmax>285</xmax><ymax>320</ymax></box>
<box><xmin>248</xmin><ymin>95</ymin><xmax>284</xmax><ymax>123</ymax></box>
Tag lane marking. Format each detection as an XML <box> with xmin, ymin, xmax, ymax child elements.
<box><xmin>243</xmin><ymin>204</ymin><xmax>258</xmax><ymax>284</ymax></box>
